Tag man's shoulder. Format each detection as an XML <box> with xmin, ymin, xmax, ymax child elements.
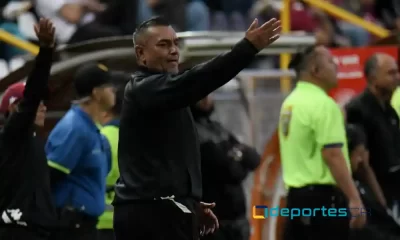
<box><xmin>49</xmin><ymin>110</ymin><xmax>86</xmax><ymax>138</ymax></box>
<box><xmin>345</xmin><ymin>94</ymin><xmax>367</xmax><ymax>113</ymax></box>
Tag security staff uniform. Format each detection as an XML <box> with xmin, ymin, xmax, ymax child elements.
<box><xmin>391</xmin><ymin>87</ymin><xmax>400</xmax><ymax>118</ymax></box>
<box><xmin>46</xmin><ymin>105</ymin><xmax>110</xmax><ymax>240</ymax></box>
<box><xmin>279</xmin><ymin>81</ymin><xmax>351</xmax><ymax>240</ymax></box>
<box><xmin>97</xmin><ymin>120</ymin><xmax>120</xmax><ymax>240</ymax></box>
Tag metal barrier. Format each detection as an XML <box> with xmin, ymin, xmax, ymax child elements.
<box><xmin>302</xmin><ymin>0</ymin><xmax>390</xmax><ymax>37</ymax></box>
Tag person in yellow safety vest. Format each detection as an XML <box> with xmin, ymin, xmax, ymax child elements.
<box><xmin>97</xmin><ymin>72</ymin><xmax>130</xmax><ymax>240</ymax></box>
<box><xmin>391</xmin><ymin>87</ymin><xmax>400</xmax><ymax>118</ymax></box>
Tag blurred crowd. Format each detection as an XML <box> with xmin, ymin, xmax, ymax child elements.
<box><xmin>1</xmin><ymin>0</ymin><xmax>400</xmax><ymax>63</ymax></box>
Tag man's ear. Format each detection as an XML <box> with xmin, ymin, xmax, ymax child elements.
<box><xmin>135</xmin><ymin>45</ymin><xmax>145</xmax><ymax>64</ymax></box>
<box><xmin>92</xmin><ymin>87</ymin><xmax>101</xmax><ymax>101</ymax></box>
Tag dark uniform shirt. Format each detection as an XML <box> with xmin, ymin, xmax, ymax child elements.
<box><xmin>346</xmin><ymin>88</ymin><xmax>400</xmax><ymax>202</ymax></box>
<box><xmin>115</xmin><ymin>39</ymin><xmax>258</xmax><ymax>204</ymax></box>
<box><xmin>0</xmin><ymin>47</ymin><xmax>57</xmax><ymax>230</ymax></box>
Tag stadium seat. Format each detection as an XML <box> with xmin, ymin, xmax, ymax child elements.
<box><xmin>0</xmin><ymin>59</ymin><xmax>9</xmax><ymax>79</ymax></box>
<box><xmin>18</xmin><ymin>12</ymin><xmax>38</xmax><ymax>40</ymax></box>
<box><xmin>9</xmin><ymin>57</ymin><xmax>26</xmax><ymax>72</ymax></box>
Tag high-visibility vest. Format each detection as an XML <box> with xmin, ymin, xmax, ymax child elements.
<box><xmin>97</xmin><ymin>122</ymin><xmax>119</xmax><ymax>229</ymax></box>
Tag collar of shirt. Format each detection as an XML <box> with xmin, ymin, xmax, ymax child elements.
<box><xmin>71</xmin><ymin>105</ymin><xmax>99</xmax><ymax>133</ymax></box>
<box><xmin>362</xmin><ymin>88</ymin><xmax>391</xmax><ymax>111</ymax></box>
<box><xmin>296</xmin><ymin>81</ymin><xmax>327</xmax><ymax>95</ymax></box>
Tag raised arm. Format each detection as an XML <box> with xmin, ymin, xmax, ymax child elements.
<box><xmin>132</xmin><ymin>18</ymin><xmax>281</xmax><ymax>111</ymax></box>
<box><xmin>2</xmin><ymin>18</ymin><xmax>55</xmax><ymax>138</ymax></box>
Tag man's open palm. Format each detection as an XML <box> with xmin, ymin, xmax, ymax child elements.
<box><xmin>245</xmin><ymin>18</ymin><xmax>281</xmax><ymax>50</ymax></box>
<box><xmin>34</xmin><ymin>18</ymin><xmax>55</xmax><ymax>47</ymax></box>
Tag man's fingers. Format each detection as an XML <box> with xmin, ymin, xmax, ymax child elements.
<box><xmin>200</xmin><ymin>202</ymin><xmax>216</xmax><ymax>208</ymax></box>
<box><xmin>247</xmin><ymin>18</ymin><xmax>258</xmax><ymax>32</ymax></box>
<box><xmin>33</xmin><ymin>24</ymin><xmax>39</xmax><ymax>36</ymax></box>
<box><xmin>258</xmin><ymin>18</ymin><xmax>278</xmax><ymax>32</ymax></box>
<box><xmin>269</xmin><ymin>33</ymin><xmax>280</xmax><ymax>44</ymax></box>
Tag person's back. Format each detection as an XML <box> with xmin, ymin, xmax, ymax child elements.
<box><xmin>0</xmin><ymin>125</ymin><xmax>56</xmax><ymax>229</ymax></box>
<box><xmin>280</xmin><ymin>83</ymin><xmax>350</xmax><ymax>187</ymax></box>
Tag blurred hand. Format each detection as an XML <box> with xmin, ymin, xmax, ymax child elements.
<box><xmin>34</xmin><ymin>18</ymin><xmax>55</xmax><ymax>48</ymax></box>
<box><xmin>348</xmin><ymin>199</ymin><xmax>367</xmax><ymax>229</ymax></box>
<box><xmin>85</xmin><ymin>0</ymin><xmax>106</xmax><ymax>12</ymax></box>
<box><xmin>2</xmin><ymin>1</ymin><xmax>31</xmax><ymax>20</ymax></box>
<box><xmin>245</xmin><ymin>18</ymin><xmax>281</xmax><ymax>51</ymax></box>
<box><xmin>199</xmin><ymin>202</ymin><xmax>219</xmax><ymax>236</ymax></box>
<box><xmin>146</xmin><ymin>0</ymin><xmax>160</xmax><ymax>8</ymax></box>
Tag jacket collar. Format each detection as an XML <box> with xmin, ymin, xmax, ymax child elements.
<box><xmin>361</xmin><ymin>88</ymin><xmax>390</xmax><ymax>112</ymax></box>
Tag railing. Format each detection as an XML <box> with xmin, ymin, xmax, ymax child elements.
<box><xmin>0</xmin><ymin>28</ymin><xmax>38</xmax><ymax>55</ymax></box>
<box><xmin>303</xmin><ymin>0</ymin><xmax>390</xmax><ymax>37</ymax></box>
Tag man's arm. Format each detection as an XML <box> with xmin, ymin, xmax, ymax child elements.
<box><xmin>2</xmin><ymin>19</ymin><xmax>55</xmax><ymax>139</ymax></box>
<box><xmin>358</xmin><ymin>155</ymin><xmax>387</xmax><ymax>208</ymax></box>
<box><xmin>133</xmin><ymin>39</ymin><xmax>258</xmax><ymax>111</ymax></box>
<box><xmin>316</xmin><ymin>100</ymin><xmax>362</xmax><ymax>203</ymax></box>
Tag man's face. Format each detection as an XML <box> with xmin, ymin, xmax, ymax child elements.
<box><xmin>374</xmin><ymin>55</ymin><xmax>400</xmax><ymax>96</ymax></box>
<box><xmin>314</xmin><ymin>46</ymin><xmax>338</xmax><ymax>89</ymax></box>
<box><xmin>35</xmin><ymin>101</ymin><xmax>47</xmax><ymax>126</ymax></box>
<box><xmin>135</xmin><ymin>26</ymin><xmax>180</xmax><ymax>74</ymax></box>
<box><xmin>8</xmin><ymin>100</ymin><xmax>47</xmax><ymax>127</ymax></box>
<box><xmin>93</xmin><ymin>85</ymin><xmax>116</xmax><ymax>111</ymax></box>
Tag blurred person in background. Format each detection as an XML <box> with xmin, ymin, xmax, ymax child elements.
<box><xmin>336</xmin><ymin>0</ymin><xmax>378</xmax><ymax>46</ymax></box>
<box><xmin>346</xmin><ymin>53</ymin><xmax>400</xmax><ymax>221</ymax></box>
<box><xmin>137</xmin><ymin>0</ymin><xmax>210</xmax><ymax>31</ymax></box>
<box><xmin>191</xmin><ymin>95</ymin><xmax>261</xmax><ymax>240</ymax></box>
<box><xmin>0</xmin><ymin>0</ymin><xmax>31</xmax><ymax>60</ymax></box>
<box><xmin>204</xmin><ymin>0</ymin><xmax>254</xmax><ymax>31</ymax></box>
<box><xmin>346</xmin><ymin>124</ymin><xmax>400</xmax><ymax>240</ymax></box>
<box><xmin>0</xmin><ymin>18</ymin><xmax>56</xmax><ymax>240</ymax></box>
<box><xmin>97</xmin><ymin>72</ymin><xmax>129</xmax><ymax>240</ymax></box>
<box><xmin>255</xmin><ymin>0</ymin><xmax>349</xmax><ymax>47</ymax></box>
<box><xmin>35</xmin><ymin>0</ymin><xmax>121</xmax><ymax>44</ymax></box>
<box><xmin>374</xmin><ymin>0</ymin><xmax>400</xmax><ymax>30</ymax></box>
<box><xmin>46</xmin><ymin>63</ymin><xmax>115</xmax><ymax>240</ymax></box>
<box><xmin>390</xmin><ymin>87</ymin><xmax>400</xmax><ymax>117</ymax></box>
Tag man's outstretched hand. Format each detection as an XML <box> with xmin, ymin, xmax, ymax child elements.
<box><xmin>34</xmin><ymin>18</ymin><xmax>55</xmax><ymax>48</ymax></box>
<box><xmin>245</xmin><ymin>18</ymin><xmax>281</xmax><ymax>51</ymax></box>
<box><xmin>199</xmin><ymin>202</ymin><xmax>219</xmax><ymax>236</ymax></box>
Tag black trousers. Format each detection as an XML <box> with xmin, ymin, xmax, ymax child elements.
<box><xmin>283</xmin><ymin>185</ymin><xmax>350</xmax><ymax>240</ymax></box>
<box><xmin>98</xmin><ymin>229</ymin><xmax>115</xmax><ymax>240</ymax></box>
<box><xmin>0</xmin><ymin>226</ymin><xmax>50</xmax><ymax>240</ymax></box>
<box><xmin>114</xmin><ymin>200</ymin><xmax>199</xmax><ymax>240</ymax></box>
<box><xmin>50</xmin><ymin>209</ymin><xmax>98</xmax><ymax>240</ymax></box>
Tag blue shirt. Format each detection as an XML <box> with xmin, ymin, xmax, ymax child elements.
<box><xmin>46</xmin><ymin>105</ymin><xmax>110</xmax><ymax>217</ymax></box>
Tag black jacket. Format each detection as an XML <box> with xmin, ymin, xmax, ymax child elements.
<box><xmin>115</xmin><ymin>39</ymin><xmax>258</xmax><ymax>204</ymax></box>
<box><xmin>192</xmin><ymin>108</ymin><xmax>260</xmax><ymax>220</ymax></box>
<box><xmin>0</xmin><ymin>47</ymin><xmax>57</xmax><ymax>231</ymax></box>
<box><xmin>345</xmin><ymin>89</ymin><xmax>400</xmax><ymax>201</ymax></box>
